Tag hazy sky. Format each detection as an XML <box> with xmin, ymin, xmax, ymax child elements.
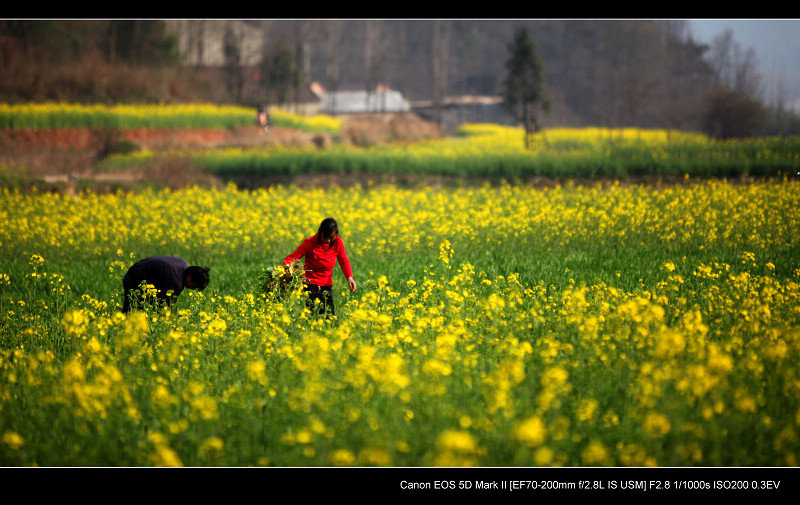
<box><xmin>689</xmin><ymin>19</ymin><xmax>800</xmax><ymax>105</ymax></box>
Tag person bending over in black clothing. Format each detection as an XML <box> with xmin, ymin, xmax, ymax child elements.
<box><xmin>122</xmin><ymin>256</ymin><xmax>210</xmax><ymax>313</ymax></box>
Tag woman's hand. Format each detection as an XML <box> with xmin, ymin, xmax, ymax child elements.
<box><xmin>347</xmin><ymin>276</ymin><xmax>357</xmax><ymax>293</ymax></box>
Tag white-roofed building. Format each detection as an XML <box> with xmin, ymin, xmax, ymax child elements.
<box><xmin>314</xmin><ymin>83</ymin><xmax>411</xmax><ymax>115</ymax></box>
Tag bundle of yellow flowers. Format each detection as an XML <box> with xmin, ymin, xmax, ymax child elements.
<box><xmin>257</xmin><ymin>260</ymin><xmax>305</xmax><ymax>300</ymax></box>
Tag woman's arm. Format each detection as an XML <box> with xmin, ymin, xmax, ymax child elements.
<box><xmin>337</xmin><ymin>238</ymin><xmax>356</xmax><ymax>292</ymax></box>
<box><xmin>284</xmin><ymin>237</ymin><xmax>312</xmax><ymax>266</ymax></box>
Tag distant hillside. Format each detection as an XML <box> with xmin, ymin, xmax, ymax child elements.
<box><xmin>0</xmin><ymin>112</ymin><xmax>441</xmax><ymax>193</ymax></box>
<box><xmin>2</xmin><ymin>20</ymin><xmax>797</xmax><ymax>136</ymax></box>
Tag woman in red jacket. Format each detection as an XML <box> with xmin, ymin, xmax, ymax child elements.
<box><xmin>284</xmin><ymin>217</ymin><xmax>357</xmax><ymax>317</ymax></box>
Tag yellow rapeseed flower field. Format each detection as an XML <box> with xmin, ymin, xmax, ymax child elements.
<box><xmin>0</xmin><ymin>179</ymin><xmax>799</xmax><ymax>468</ymax></box>
<box><xmin>0</xmin><ymin>102</ymin><xmax>342</xmax><ymax>133</ymax></box>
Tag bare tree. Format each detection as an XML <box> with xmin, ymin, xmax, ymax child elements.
<box><xmin>185</xmin><ymin>20</ymin><xmax>206</xmax><ymax>67</ymax></box>
<box><xmin>323</xmin><ymin>20</ymin><xmax>345</xmax><ymax>113</ymax></box>
<box><xmin>291</xmin><ymin>20</ymin><xmax>316</xmax><ymax>112</ymax></box>
<box><xmin>733</xmin><ymin>47</ymin><xmax>762</xmax><ymax>99</ymax></box>
<box><xmin>654</xmin><ymin>22</ymin><xmax>715</xmax><ymax>132</ymax></box>
<box><xmin>364</xmin><ymin>20</ymin><xmax>389</xmax><ymax>110</ymax></box>
<box><xmin>709</xmin><ymin>28</ymin><xmax>763</xmax><ymax>99</ymax></box>
<box><xmin>388</xmin><ymin>21</ymin><xmax>409</xmax><ymax>99</ymax></box>
<box><xmin>432</xmin><ymin>20</ymin><xmax>451</xmax><ymax>125</ymax></box>
<box><xmin>592</xmin><ymin>21</ymin><xmax>664</xmax><ymax>128</ymax></box>
<box><xmin>223</xmin><ymin>25</ymin><xmax>243</xmax><ymax>103</ymax></box>
<box><xmin>709</xmin><ymin>29</ymin><xmax>735</xmax><ymax>88</ymax></box>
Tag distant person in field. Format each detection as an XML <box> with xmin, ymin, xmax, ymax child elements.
<box><xmin>283</xmin><ymin>217</ymin><xmax>356</xmax><ymax>317</ymax></box>
<box><xmin>256</xmin><ymin>105</ymin><xmax>271</xmax><ymax>133</ymax></box>
<box><xmin>122</xmin><ymin>256</ymin><xmax>210</xmax><ymax>313</ymax></box>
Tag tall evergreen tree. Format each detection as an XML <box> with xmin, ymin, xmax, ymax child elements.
<box><xmin>501</xmin><ymin>28</ymin><xmax>552</xmax><ymax>149</ymax></box>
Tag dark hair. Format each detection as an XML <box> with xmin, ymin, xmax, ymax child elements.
<box><xmin>316</xmin><ymin>217</ymin><xmax>339</xmax><ymax>244</ymax></box>
<box><xmin>186</xmin><ymin>266</ymin><xmax>210</xmax><ymax>290</ymax></box>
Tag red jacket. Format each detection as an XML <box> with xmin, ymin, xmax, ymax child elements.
<box><xmin>284</xmin><ymin>235</ymin><xmax>353</xmax><ymax>286</ymax></box>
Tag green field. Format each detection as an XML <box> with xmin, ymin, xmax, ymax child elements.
<box><xmin>3</xmin><ymin>103</ymin><xmax>798</xmax><ymax>181</ymax></box>
<box><xmin>100</xmin><ymin>124</ymin><xmax>800</xmax><ymax>181</ymax></box>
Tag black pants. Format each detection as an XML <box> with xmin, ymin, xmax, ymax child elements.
<box><xmin>305</xmin><ymin>283</ymin><xmax>335</xmax><ymax>317</ymax></box>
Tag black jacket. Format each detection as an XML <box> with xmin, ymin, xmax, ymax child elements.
<box><xmin>123</xmin><ymin>256</ymin><xmax>189</xmax><ymax>304</ymax></box>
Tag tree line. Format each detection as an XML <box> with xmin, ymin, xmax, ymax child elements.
<box><xmin>1</xmin><ymin>19</ymin><xmax>797</xmax><ymax>137</ymax></box>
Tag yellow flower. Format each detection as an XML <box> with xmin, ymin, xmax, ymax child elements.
<box><xmin>436</xmin><ymin>429</ymin><xmax>477</xmax><ymax>453</ymax></box>
<box><xmin>330</xmin><ymin>449</ymin><xmax>357</xmax><ymax>466</ymax></box>
<box><xmin>207</xmin><ymin>317</ymin><xmax>228</xmax><ymax>335</ymax></box>
<box><xmin>541</xmin><ymin>367</ymin><xmax>569</xmax><ymax>388</ymax></box>
<box><xmin>62</xmin><ymin>310</ymin><xmax>89</xmax><ymax>336</ymax></box>
<box><xmin>246</xmin><ymin>360</ymin><xmax>268</xmax><ymax>383</ymax></box>
<box><xmin>85</xmin><ymin>338</ymin><xmax>102</xmax><ymax>354</ymax></box>
<box><xmin>152</xmin><ymin>385</ymin><xmax>176</xmax><ymax>407</ymax></box>
<box><xmin>190</xmin><ymin>395</ymin><xmax>219</xmax><ymax>420</ymax></box>
<box><xmin>295</xmin><ymin>430</ymin><xmax>313</xmax><ymax>444</ymax></box>
<box><xmin>581</xmin><ymin>440</ymin><xmax>612</xmax><ymax>466</ymax></box>
<box><xmin>654</xmin><ymin>328</ymin><xmax>686</xmax><ymax>359</ymax></box>
<box><xmin>576</xmin><ymin>398</ymin><xmax>599</xmax><ymax>423</ymax></box>
<box><xmin>706</xmin><ymin>344</ymin><xmax>733</xmax><ymax>373</ymax></box>
<box><xmin>148</xmin><ymin>432</ymin><xmax>183</xmax><ymax>467</ymax></box>
<box><xmin>62</xmin><ymin>359</ymin><xmax>86</xmax><ymax>382</ymax></box>
<box><xmin>618</xmin><ymin>442</ymin><xmax>655</xmax><ymax>466</ymax></box>
<box><xmin>422</xmin><ymin>359</ymin><xmax>452</xmax><ymax>377</ymax></box>
<box><xmin>125</xmin><ymin>310</ymin><xmax>149</xmax><ymax>335</ymax></box>
<box><xmin>735</xmin><ymin>395</ymin><xmax>757</xmax><ymax>413</ymax></box>
<box><xmin>199</xmin><ymin>437</ymin><xmax>225</xmax><ymax>461</ymax></box>
<box><xmin>514</xmin><ymin>416</ymin><xmax>547</xmax><ymax>447</ymax></box>
<box><xmin>359</xmin><ymin>448</ymin><xmax>392</xmax><ymax>466</ymax></box>
<box><xmin>602</xmin><ymin>412</ymin><xmax>620</xmax><ymax>428</ymax></box>
<box><xmin>438</xmin><ymin>240</ymin><xmax>453</xmax><ymax>264</ymax></box>
<box><xmin>153</xmin><ymin>446</ymin><xmax>183</xmax><ymax>467</ymax></box>
<box><xmin>643</xmin><ymin>412</ymin><xmax>671</xmax><ymax>437</ymax></box>
<box><xmin>533</xmin><ymin>446</ymin><xmax>554</xmax><ymax>466</ymax></box>
<box><xmin>2</xmin><ymin>432</ymin><xmax>24</xmax><ymax>451</ymax></box>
